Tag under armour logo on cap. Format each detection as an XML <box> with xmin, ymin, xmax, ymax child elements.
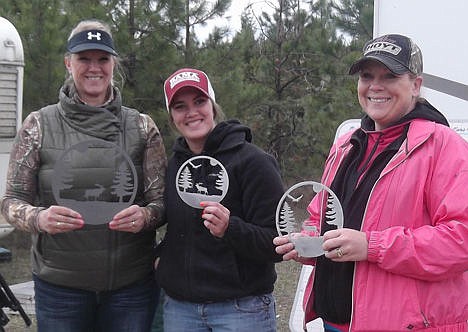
<box><xmin>67</xmin><ymin>29</ymin><xmax>117</xmax><ymax>56</ymax></box>
<box><xmin>87</xmin><ymin>31</ymin><xmax>102</xmax><ymax>41</ymax></box>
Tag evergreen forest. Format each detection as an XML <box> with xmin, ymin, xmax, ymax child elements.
<box><xmin>0</xmin><ymin>0</ymin><xmax>374</xmax><ymax>184</ymax></box>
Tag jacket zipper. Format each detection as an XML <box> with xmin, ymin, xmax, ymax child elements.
<box><xmin>348</xmin><ymin>134</ymin><xmax>431</xmax><ymax>330</ymax></box>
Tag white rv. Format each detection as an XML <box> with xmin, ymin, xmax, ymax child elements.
<box><xmin>291</xmin><ymin>1</ymin><xmax>468</xmax><ymax>331</ymax></box>
<box><xmin>373</xmin><ymin>0</ymin><xmax>468</xmax><ymax>138</ymax></box>
<box><xmin>0</xmin><ymin>16</ymin><xmax>24</xmax><ymax>237</ymax></box>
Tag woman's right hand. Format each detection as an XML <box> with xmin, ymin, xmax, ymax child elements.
<box><xmin>273</xmin><ymin>235</ymin><xmax>300</xmax><ymax>261</ymax></box>
<box><xmin>37</xmin><ymin>205</ymin><xmax>84</xmax><ymax>234</ymax></box>
<box><xmin>274</xmin><ymin>235</ymin><xmax>314</xmax><ymax>264</ymax></box>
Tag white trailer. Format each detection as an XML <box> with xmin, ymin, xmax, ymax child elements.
<box><xmin>290</xmin><ymin>1</ymin><xmax>468</xmax><ymax>331</ymax></box>
<box><xmin>0</xmin><ymin>16</ymin><xmax>24</xmax><ymax>237</ymax></box>
<box><xmin>374</xmin><ymin>0</ymin><xmax>468</xmax><ymax>138</ymax></box>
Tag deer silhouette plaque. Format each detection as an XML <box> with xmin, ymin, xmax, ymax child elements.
<box><xmin>176</xmin><ymin>156</ymin><xmax>229</xmax><ymax>209</ymax></box>
<box><xmin>51</xmin><ymin>139</ymin><xmax>138</xmax><ymax>224</ymax></box>
<box><xmin>276</xmin><ymin>181</ymin><xmax>343</xmax><ymax>257</ymax></box>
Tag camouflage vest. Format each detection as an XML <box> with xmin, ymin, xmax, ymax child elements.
<box><xmin>32</xmin><ymin>101</ymin><xmax>155</xmax><ymax>292</ymax></box>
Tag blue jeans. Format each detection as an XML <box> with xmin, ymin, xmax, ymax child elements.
<box><xmin>323</xmin><ymin>321</ymin><xmax>348</xmax><ymax>332</ymax></box>
<box><xmin>34</xmin><ymin>274</ymin><xmax>159</xmax><ymax>332</ymax></box>
<box><xmin>163</xmin><ymin>293</ymin><xmax>277</xmax><ymax>332</ymax></box>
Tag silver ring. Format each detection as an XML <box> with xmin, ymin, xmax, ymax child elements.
<box><xmin>131</xmin><ymin>220</ymin><xmax>135</xmax><ymax>227</ymax></box>
<box><xmin>57</xmin><ymin>221</ymin><xmax>62</xmax><ymax>226</ymax></box>
<box><xmin>336</xmin><ymin>247</ymin><xmax>344</xmax><ymax>258</ymax></box>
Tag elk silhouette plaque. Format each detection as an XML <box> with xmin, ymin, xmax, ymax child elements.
<box><xmin>276</xmin><ymin>181</ymin><xmax>343</xmax><ymax>257</ymax></box>
<box><xmin>51</xmin><ymin>139</ymin><xmax>138</xmax><ymax>225</ymax></box>
<box><xmin>176</xmin><ymin>156</ymin><xmax>229</xmax><ymax>209</ymax></box>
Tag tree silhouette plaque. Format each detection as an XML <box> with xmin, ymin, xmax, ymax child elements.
<box><xmin>51</xmin><ymin>139</ymin><xmax>138</xmax><ymax>224</ymax></box>
<box><xmin>276</xmin><ymin>181</ymin><xmax>343</xmax><ymax>257</ymax></box>
<box><xmin>176</xmin><ymin>156</ymin><xmax>229</xmax><ymax>209</ymax></box>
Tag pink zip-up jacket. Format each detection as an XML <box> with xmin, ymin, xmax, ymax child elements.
<box><xmin>303</xmin><ymin>119</ymin><xmax>468</xmax><ymax>331</ymax></box>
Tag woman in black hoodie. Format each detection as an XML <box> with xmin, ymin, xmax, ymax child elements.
<box><xmin>156</xmin><ymin>68</ymin><xmax>284</xmax><ymax>331</ymax></box>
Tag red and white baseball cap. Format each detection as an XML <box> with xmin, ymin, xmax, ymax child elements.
<box><xmin>164</xmin><ymin>68</ymin><xmax>216</xmax><ymax>111</ymax></box>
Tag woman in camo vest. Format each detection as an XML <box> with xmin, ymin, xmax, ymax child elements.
<box><xmin>0</xmin><ymin>19</ymin><xmax>166</xmax><ymax>332</ymax></box>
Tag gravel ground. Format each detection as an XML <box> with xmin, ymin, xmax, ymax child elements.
<box><xmin>0</xmin><ymin>231</ymin><xmax>303</xmax><ymax>332</ymax></box>
<box><xmin>274</xmin><ymin>260</ymin><xmax>303</xmax><ymax>331</ymax></box>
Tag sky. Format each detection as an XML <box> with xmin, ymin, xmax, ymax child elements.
<box><xmin>195</xmin><ymin>0</ymin><xmax>275</xmax><ymax>41</ymax></box>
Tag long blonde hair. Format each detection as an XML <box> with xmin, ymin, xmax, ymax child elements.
<box><xmin>67</xmin><ymin>19</ymin><xmax>113</xmax><ymax>42</ymax></box>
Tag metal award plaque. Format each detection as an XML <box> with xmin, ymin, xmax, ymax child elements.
<box><xmin>176</xmin><ymin>156</ymin><xmax>229</xmax><ymax>209</ymax></box>
<box><xmin>276</xmin><ymin>181</ymin><xmax>343</xmax><ymax>257</ymax></box>
<box><xmin>52</xmin><ymin>139</ymin><xmax>138</xmax><ymax>225</ymax></box>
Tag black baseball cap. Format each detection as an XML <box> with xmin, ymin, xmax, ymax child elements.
<box><xmin>67</xmin><ymin>29</ymin><xmax>117</xmax><ymax>56</ymax></box>
<box><xmin>349</xmin><ymin>34</ymin><xmax>423</xmax><ymax>75</ymax></box>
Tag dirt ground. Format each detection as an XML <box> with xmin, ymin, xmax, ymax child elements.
<box><xmin>0</xmin><ymin>230</ymin><xmax>302</xmax><ymax>332</ymax></box>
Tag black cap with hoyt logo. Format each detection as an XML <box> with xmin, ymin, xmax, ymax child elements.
<box><xmin>349</xmin><ymin>34</ymin><xmax>423</xmax><ymax>76</ymax></box>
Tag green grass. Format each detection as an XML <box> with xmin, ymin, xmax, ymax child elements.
<box><xmin>0</xmin><ymin>231</ymin><xmax>302</xmax><ymax>332</ymax></box>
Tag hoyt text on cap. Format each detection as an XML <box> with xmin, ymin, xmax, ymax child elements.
<box><xmin>348</xmin><ymin>34</ymin><xmax>423</xmax><ymax>76</ymax></box>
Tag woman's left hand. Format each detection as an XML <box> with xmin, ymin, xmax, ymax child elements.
<box><xmin>108</xmin><ymin>204</ymin><xmax>147</xmax><ymax>233</ymax></box>
<box><xmin>322</xmin><ymin>228</ymin><xmax>368</xmax><ymax>262</ymax></box>
<box><xmin>200</xmin><ymin>201</ymin><xmax>230</xmax><ymax>238</ymax></box>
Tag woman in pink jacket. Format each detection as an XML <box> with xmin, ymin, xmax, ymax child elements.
<box><xmin>274</xmin><ymin>34</ymin><xmax>468</xmax><ymax>331</ymax></box>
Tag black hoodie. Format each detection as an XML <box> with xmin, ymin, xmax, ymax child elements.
<box><xmin>156</xmin><ymin>120</ymin><xmax>284</xmax><ymax>302</ymax></box>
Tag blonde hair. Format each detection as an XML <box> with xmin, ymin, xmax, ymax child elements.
<box><xmin>68</xmin><ymin>19</ymin><xmax>113</xmax><ymax>41</ymax></box>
